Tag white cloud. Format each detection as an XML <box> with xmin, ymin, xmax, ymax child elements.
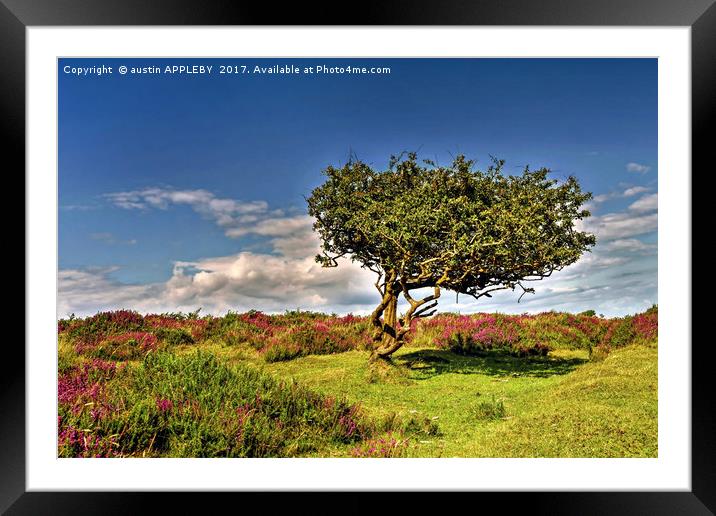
<box><xmin>581</xmin><ymin>211</ymin><xmax>657</xmax><ymax>241</ymax></box>
<box><xmin>591</xmin><ymin>185</ymin><xmax>652</xmax><ymax>204</ymax></box>
<box><xmin>579</xmin><ymin>192</ymin><xmax>658</xmax><ymax>241</ymax></box>
<box><xmin>105</xmin><ymin>187</ymin><xmax>320</xmax><ymax>253</ymax></box>
<box><xmin>603</xmin><ymin>238</ymin><xmax>656</xmax><ymax>253</ymax></box>
<box><xmin>105</xmin><ymin>187</ymin><xmax>277</xmax><ymax>239</ymax></box>
<box><xmin>270</xmin><ymin>233</ymin><xmax>323</xmax><ymax>258</ymax></box>
<box><xmin>224</xmin><ymin>215</ymin><xmax>314</xmax><ymax>238</ymax></box>
<box><xmin>626</xmin><ymin>162</ymin><xmax>651</xmax><ymax>174</ymax></box>
<box><xmin>623</xmin><ymin>186</ymin><xmax>650</xmax><ymax>197</ymax></box>
<box><xmin>591</xmin><ymin>194</ymin><xmax>612</xmax><ymax>203</ymax></box>
<box><xmin>59</xmin><ymin>253</ymin><xmax>377</xmax><ymax>318</ymax></box>
<box><xmin>58</xmin><ymin>267</ymin><xmax>162</xmax><ymax>317</ymax></box>
<box><xmin>629</xmin><ymin>193</ymin><xmax>658</xmax><ymax>213</ymax></box>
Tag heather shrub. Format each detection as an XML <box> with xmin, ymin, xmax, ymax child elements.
<box><xmin>153</xmin><ymin>327</ymin><xmax>195</xmax><ymax>346</ymax></box>
<box><xmin>632</xmin><ymin>305</ymin><xmax>658</xmax><ymax>342</ymax></box>
<box><xmin>427</xmin><ymin>314</ymin><xmax>521</xmax><ymax>355</ymax></box>
<box><xmin>216</xmin><ymin>310</ymin><xmax>282</xmax><ymax>349</ymax></box>
<box><xmin>58</xmin><ymin>347</ymin><xmax>79</xmax><ymax>375</ymax></box>
<box><xmin>62</xmin><ymin>310</ymin><xmax>146</xmax><ymax>348</ymax></box>
<box><xmin>58</xmin><ymin>351</ymin><xmax>403</xmax><ymax>458</ymax></box>
<box><xmin>58</xmin><ymin>359</ymin><xmax>124</xmax><ymax>457</ymax></box>
<box><xmin>261</xmin><ymin>318</ymin><xmax>370</xmax><ymax>362</ymax></box>
<box><xmin>328</xmin><ymin>315</ymin><xmax>374</xmax><ymax>351</ymax></box>
<box><xmin>280</xmin><ymin>309</ymin><xmax>328</xmax><ymax>324</ymax></box>
<box><xmin>80</xmin><ymin>331</ymin><xmax>160</xmax><ymax>361</ymax></box>
<box><xmin>350</xmin><ymin>432</ymin><xmax>409</xmax><ymax>458</ymax></box>
<box><xmin>413</xmin><ymin>307</ymin><xmax>656</xmax><ymax>359</ymax></box>
<box><xmin>596</xmin><ymin>305</ymin><xmax>657</xmax><ymax>356</ymax></box>
<box><xmin>602</xmin><ymin>316</ymin><xmax>636</xmax><ymax>348</ymax></box>
<box><xmin>61</xmin><ymin>310</ymin><xmax>211</xmax><ymax>353</ymax></box>
<box><xmin>59</xmin><ymin>306</ymin><xmax>657</xmax><ymax>365</ymax></box>
<box><xmin>144</xmin><ymin>313</ymin><xmax>210</xmax><ymax>341</ymax></box>
<box><xmin>425</xmin><ymin>313</ymin><xmax>546</xmax><ymax>356</ymax></box>
<box><xmin>519</xmin><ymin>312</ymin><xmax>605</xmax><ymax>352</ymax></box>
<box><xmin>407</xmin><ymin>321</ymin><xmax>444</xmax><ymax>348</ymax></box>
<box><xmin>262</xmin><ymin>341</ymin><xmax>302</xmax><ymax>362</ymax></box>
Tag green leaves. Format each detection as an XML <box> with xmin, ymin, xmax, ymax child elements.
<box><xmin>306</xmin><ymin>153</ymin><xmax>596</xmax><ymax>302</ymax></box>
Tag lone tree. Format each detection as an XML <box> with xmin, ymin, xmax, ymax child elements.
<box><xmin>306</xmin><ymin>153</ymin><xmax>596</xmax><ymax>360</ymax></box>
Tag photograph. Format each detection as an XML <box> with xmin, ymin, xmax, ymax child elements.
<box><xmin>57</xmin><ymin>57</ymin><xmax>659</xmax><ymax>459</ymax></box>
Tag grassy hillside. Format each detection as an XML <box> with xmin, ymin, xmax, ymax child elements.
<box><xmin>262</xmin><ymin>345</ymin><xmax>657</xmax><ymax>457</ymax></box>
<box><xmin>57</xmin><ymin>308</ymin><xmax>658</xmax><ymax>458</ymax></box>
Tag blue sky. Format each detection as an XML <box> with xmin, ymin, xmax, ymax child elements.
<box><xmin>58</xmin><ymin>58</ymin><xmax>657</xmax><ymax>317</ymax></box>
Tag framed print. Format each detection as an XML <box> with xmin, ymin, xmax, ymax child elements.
<box><xmin>5</xmin><ymin>0</ymin><xmax>712</xmax><ymax>513</ymax></box>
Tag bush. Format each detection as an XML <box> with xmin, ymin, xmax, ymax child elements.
<box><xmin>62</xmin><ymin>310</ymin><xmax>145</xmax><ymax>347</ymax></box>
<box><xmin>428</xmin><ymin>314</ymin><xmax>520</xmax><ymax>355</ymax></box>
<box><xmin>262</xmin><ymin>342</ymin><xmax>302</xmax><ymax>363</ymax></box>
<box><xmin>78</xmin><ymin>332</ymin><xmax>160</xmax><ymax>361</ymax></box>
<box><xmin>260</xmin><ymin>319</ymin><xmax>368</xmax><ymax>362</ymax></box>
<box><xmin>59</xmin><ymin>306</ymin><xmax>657</xmax><ymax>365</ymax></box>
<box><xmin>426</xmin><ymin>314</ymin><xmax>551</xmax><ymax>357</ymax></box>
<box><xmin>153</xmin><ymin>327</ymin><xmax>194</xmax><ymax>346</ymax></box>
<box><xmin>414</xmin><ymin>306</ymin><xmax>657</xmax><ymax>360</ymax></box>
<box><xmin>602</xmin><ymin>317</ymin><xmax>636</xmax><ymax>348</ymax></box>
<box><xmin>58</xmin><ymin>351</ymin><xmax>407</xmax><ymax>458</ymax></box>
<box><xmin>632</xmin><ymin>307</ymin><xmax>658</xmax><ymax>342</ymax></box>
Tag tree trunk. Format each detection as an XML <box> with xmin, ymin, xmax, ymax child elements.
<box><xmin>371</xmin><ymin>293</ymin><xmax>403</xmax><ymax>360</ymax></box>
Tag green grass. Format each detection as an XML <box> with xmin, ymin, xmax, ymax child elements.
<box><xmin>258</xmin><ymin>344</ymin><xmax>657</xmax><ymax>457</ymax></box>
<box><xmin>58</xmin><ymin>333</ymin><xmax>657</xmax><ymax>457</ymax></box>
<box><xmin>478</xmin><ymin>344</ymin><xmax>658</xmax><ymax>457</ymax></box>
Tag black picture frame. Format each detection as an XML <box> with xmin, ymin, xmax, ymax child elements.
<box><xmin>4</xmin><ymin>1</ymin><xmax>711</xmax><ymax>514</ymax></box>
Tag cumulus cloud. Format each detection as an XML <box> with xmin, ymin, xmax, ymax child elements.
<box><xmin>579</xmin><ymin>193</ymin><xmax>658</xmax><ymax>241</ymax></box>
<box><xmin>628</xmin><ymin>193</ymin><xmax>658</xmax><ymax>213</ymax></box>
<box><xmin>591</xmin><ymin>185</ymin><xmax>651</xmax><ymax>204</ymax></box>
<box><xmin>59</xmin><ymin>253</ymin><xmax>377</xmax><ymax>318</ymax></box>
<box><xmin>623</xmin><ymin>186</ymin><xmax>650</xmax><ymax>197</ymax></box>
<box><xmin>58</xmin><ymin>267</ymin><xmax>164</xmax><ymax>317</ymax></box>
<box><xmin>224</xmin><ymin>216</ymin><xmax>313</xmax><ymax>238</ymax></box>
<box><xmin>626</xmin><ymin>162</ymin><xmax>651</xmax><ymax>174</ymax></box>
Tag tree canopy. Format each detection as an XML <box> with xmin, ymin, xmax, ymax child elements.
<box><xmin>306</xmin><ymin>152</ymin><xmax>596</xmax><ymax>359</ymax></box>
